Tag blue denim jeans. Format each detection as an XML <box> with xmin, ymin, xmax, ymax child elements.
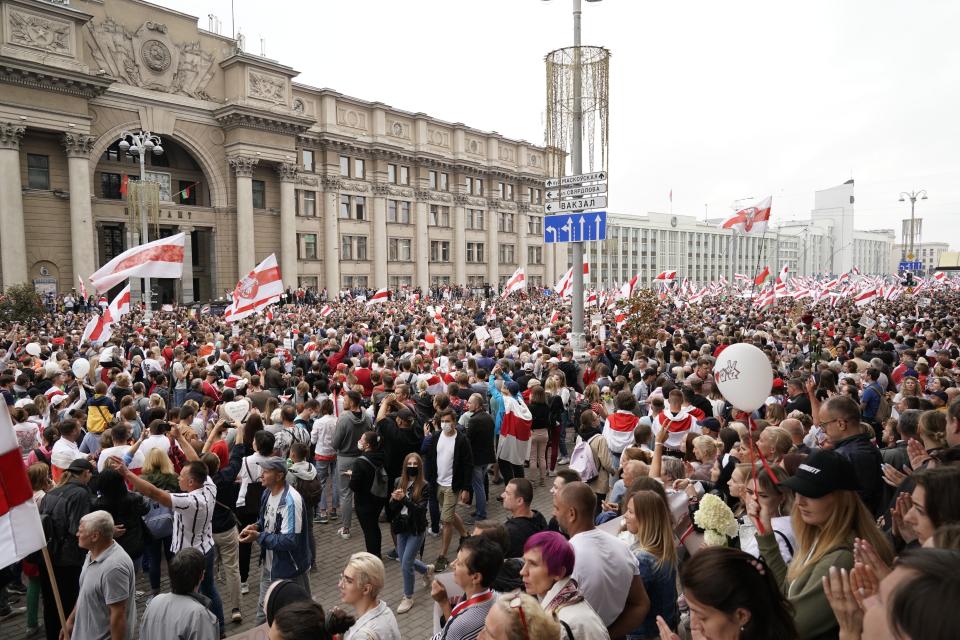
<box><xmin>202</xmin><ymin>547</ymin><xmax>225</xmax><ymax>633</ymax></box>
<box><xmin>313</xmin><ymin>458</ymin><xmax>339</xmax><ymax>513</ymax></box>
<box><xmin>471</xmin><ymin>464</ymin><xmax>489</xmax><ymax>519</ymax></box>
<box><xmin>145</xmin><ymin>535</ymin><xmax>172</xmax><ymax>592</ymax></box>
<box><xmin>397</xmin><ymin>532</ymin><xmax>429</xmax><ymax>597</ymax></box>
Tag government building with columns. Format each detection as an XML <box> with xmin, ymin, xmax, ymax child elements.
<box><xmin>0</xmin><ymin>0</ymin><xmax>557</xmax><ymax>303</ymax></box>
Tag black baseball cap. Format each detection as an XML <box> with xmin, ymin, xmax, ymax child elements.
<box><xmin>66</xmin><ymin>458</ymin><xmax>94</xmax><ymax>473</ymax></box>
<box><xmin>389</xmin><ymin>407</ymin><xmax>415</xmax><ymax>422</ymax></box>
<box><xmin>782</xmin><ymin>449</ymin><xmax>859</xmax><ymax>498</ymax></box>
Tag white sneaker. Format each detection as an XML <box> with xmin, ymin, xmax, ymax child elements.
<box><xmin>337</xmin><ymin>527</ymin><xmax>351</xmax><ymax>540</ymax></box>
<box><xmin>557</xmin><ymin>456</ymin><xmax>570</xmax><ymax>465</ymax></box>
<box><xmin>397</xmin><ymin>596</ymin><xmax>414</xmax><ymax>614</ymax></box>
<box><xmin>240</xmin><ymin>582</ymin><xmax>249</xmax><ymax>595</ymax></box>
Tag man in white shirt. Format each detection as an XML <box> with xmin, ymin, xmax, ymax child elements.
<box><xmin>553</xmin><ymin>481</ymin><xmax>650</xmax><ymax>637</ymax></box>
<box><xmin>51</xmin><ymin>419</ymin><xmax>87</xmax><ymax>482</ymax></box>
<box><xmin>138</xmin><ymin>420</ymin><xmax>172</xmax><ymax>461</ymax></box>
<box><xmin>96</xmin><ymin>424</ymin><xmax>144</xmax><ymax>473</ymax></box>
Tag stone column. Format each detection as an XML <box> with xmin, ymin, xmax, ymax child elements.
<box><xmin>278</xmin><ymin>163</ymin><xmax>298</xmax><ymax>289</ymax></box>
<box><xmin>0</xmin><ymin>123</ymin><xmax>27</xmax><ymax>288</ymax></box>
<box><xmin>453</xmin><ymin>195</ymin><xmax>467</xmax><ymax>286</ymax></box>
<box><xmin>180</xmin><ymin>225</ymin><xmax>194</xmax><ymax>303</ymax></box>
<box><xmin>415</xmin><ymin>199</ymin><xmax>430</xmax><ymax>291</ymax></box>
<box><xmin>62</xmin><ymin>133</ymin><xmax>97</xmax><ymax>292</ymax></box>
<box><xmin>486</xmin><ymin>199</ymin><xmax>499</xmax><ymax>287</ymax></box>
<box><xmin>545</xmin><ymin>242</ymin><xmax>556</xmax><ymax>285</ymax></box>
<box><xmin>321</xmin><ymin>176</ymin><xmax>341</xmax><ymax>292</ymax></box>
<box><xmin>371</xmin><ymin>183</ymin><xmax>389</xmax><ymax>289</ymax></box>
<box><xmin>517</xmin><ymin>201</ymin><xmax>530</xmax><ymax>276</ymax></box>
<box><xmin>228</xmin><ymin>156</ymin><xmax>258</xmax><ymax>279</ymax></box>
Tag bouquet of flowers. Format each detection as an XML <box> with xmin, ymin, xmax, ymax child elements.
<box><xmin>694</xmin><ymin>494</ymin><xmax>739</xmax><ymax>547</ymax></box>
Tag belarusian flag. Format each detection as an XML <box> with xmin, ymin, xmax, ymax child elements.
<box><xmin>754</xmin><ymin>266</ymin><xmax>771</xmax><ymax>286</ymax></box>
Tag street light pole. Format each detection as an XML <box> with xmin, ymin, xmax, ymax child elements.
<box><xmin>570</xmin><ymin>0</ymin><xmax>585</xmax><ymax>354</ymax></box>
<box><xmin>899</xmin><ymin>189</ymin><xmax>927</xmax><ymax>264</ymax></box>
<box><xmin>118</xmin><ymin>130</ymin><xmax>164</xmax><ymax>318</ymax></box>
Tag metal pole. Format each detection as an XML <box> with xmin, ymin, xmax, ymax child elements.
<box><xmin>570</xmin><ymin>0</ymin><xmax>585</xmax><ymax>355</ymax></box>
<box><xmin>140</xmin><ymin>145</ymin><xmax>151</xmax><ymax>318</ymax></box>
<box><xmin>909</xmin><ymin>196</ymin><xmax>916</xmax><ymax>261</ymax></box>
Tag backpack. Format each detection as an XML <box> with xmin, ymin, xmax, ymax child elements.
<box><xmin>293</xmin><ymin>474</ymin><xmax>324</xmax><ymax>509</ymax></box>
<box><xmin>143</xmin><ymin>498</ymin><xmax>173</xmax><ymax>539</ymax></box>
<box><xmin>569</xmin><ymin>434</ymin><xmax>600</xmax><ymax>483</ymax></box>
<box><xmin>238</xmin><ymin>459</ymin><xmax>265</xmax><ymax>521</ymax></box>
<box><xmin>870</xmin><ymin>383</ymin><xmax>892</xmax><ymax>424</ymax></box>
<box><xmin>292</xmin><ymin>419</ymin><xmax>312</xmax><ymax>446</ymax></box>
<box><xmin>570</xmin><ymin>398</ymin><xmax>591</xmax><ymax>430</ymax></box>
<box><xmin>359</xmin><ymin>455</ymin><xmax>389</xmax><ymax>499</ymax></box>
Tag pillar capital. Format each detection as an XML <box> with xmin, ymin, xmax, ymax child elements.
<box><xmin>0</xmin><ymin>122</ymin><xmax>26</xmax><ymax>150</ymax></box>
<box><xmin>228</xmin><ymin>155</ymin><xmax>259</xmax><ymax>178</ymax></box>
<box><xmin>277</xmin><ymin>163</ymin><xmax>299</xmax><ymax>182</ymax></box>
<box><xmin>321</xmin><ymin>175</ymin><xmax>342</xmax><ymax>191</ymax></box>
<box><xmin>62</xmin><ymin>133</ymin><xmax>96</xmax><ymax>158</ymax></box>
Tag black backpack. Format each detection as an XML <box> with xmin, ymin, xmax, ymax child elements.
<box><xmin>238</xmin><ymin>459</ymin><xmax>265</xmax><ymax>521</ymax></box>
<box><xmin>293</xmin><ymin>474</ymin><xmax>323</xmax><ymax>509</ymax></box>
<box><xmin>358</xmin><ymin>456</ymin><xmax>389</xmax><ymax>499</ymax></box>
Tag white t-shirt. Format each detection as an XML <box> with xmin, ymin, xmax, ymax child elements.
<box><xmin>436</xmin><ymin>431</ymin><xmax>456</xmax><ymax>488</ymax></box>
<box><xmin>263</xmin><ymin>491</ymin><xmax>284</xmax><ymax>569</ymax></box>
<box><xmin>236</xmin><ymin>453</ymin><xmax>269</xmax><ymax>507</ymax></box>
<box><xmin>570</xmin><ymin>528</ymin><xmax>640</xmax><ymax>627</ymax></box>
<box><xmin>51</xmin><ymin>437</ymin><xmax>83</xmax><ymax>471</ymax></box>
<box><xmin>139</xmin><ymin>434</ymin><xmax>171</xmax><ymax>461</ymax></box>
<box><xmin>170</xmin><ymin>476</ymin><xmax>217</xmax><ymax>554</ymax></box>
<box><xmin>98</xmin><ymin>445</ymin><xmax>145</xmax><ymax>472</ymax></box>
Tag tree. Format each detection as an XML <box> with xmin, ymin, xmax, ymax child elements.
<box><xmin>0</xmin><ymin>284</ymin><xmax>47</xmax><ymax>323</ymax></box>
<box><xmin>616</xmin><ymin>289</ymin><xmax>662</xmax><ymax>344</ymax></box>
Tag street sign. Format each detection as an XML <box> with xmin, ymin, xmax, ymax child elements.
<box><xmin>546</xmin><ymin>183</ymin><xmax>607</xmax><ymax>200</ymax></box>
<box><xmin>545</xmin><ymin>195</ymin><xmax>607</xmax><ymax>214</ymax></box>
<box><xmin>899</xmin><ymin>261</ymin><xmax>923</xmax><ymax>272</ymax></box>
<box><xmin>544</xmin><ymin>171</ymin><xmax>607</xmax><ymax>189</ymax></box>
<box><xmin>544</xmin><ymin>211</ymin><xmax>607</xmax><ymax>243</ymax></box>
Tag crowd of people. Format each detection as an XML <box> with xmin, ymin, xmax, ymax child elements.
<box><xmin>1</xmin><ymin>281</ymin><xmax>960</xmax><ymax>640</ymax></box>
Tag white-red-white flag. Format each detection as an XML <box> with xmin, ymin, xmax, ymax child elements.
<box><xmin>366</xmin><ymin>288</ymin><xmax>390</xmax><ymax>306</ymax></box>
<box><xmin>502</xmin><ymin>267</ymin><xmax>526</xmax><ymax>297</ymax></box>
<box><xmin>554</xmin><ymin>262</ymin><xmax>589</xmax><ymax>298</ymax></box>
<box><xmin>224</xmin><ymin>254</ymin><xmax>284</xmax><ymax>322</ymax></box>
<box><xmin>0</xmin><ymin>402</ymin><xmax>45</xmax><ymax>567</ymax></box>
<box><xmin>320</xmin><ymin>305</ymin><xmax>333</xmax><ymax>318</ymax></box>
<box><xmin>89</xmin><ymin>233</ymin><xmax>185</xmax><ymax>292</ymax></box>
<box><xmin>774</xmin><ymin>266</ymin><xmax>790</xmax><ymax>298</ymax></box>
<box><xmin>721</xmin><ymin>196</ymin><xmax>772</xmax><ymax>235</ymax></box>
<box><xmin>80</xmin><ymin>284</ymin><xmax>131</xmax><ymax>345</ymax></box>
<box><xmin>654</xmin><ymin>270</ymin><xmax>677</xmax><ymax>282</ymax></box>
<box><xmin>853</xmin><ymin>288</ymin><xmax>878</xmax><ymax>306</ymax></box>
<box><xmin>77</xmin><ymin>275</ymin><xmax>87</xmax><ymax>300</ymax></box>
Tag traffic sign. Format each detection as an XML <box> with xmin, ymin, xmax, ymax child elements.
<box><xmin>546</xmin><ymin>183</ymin><xmax>607</xmax><ymax>200</ymax></box>
<box><xmin>545</xmin><ymin>195</ymin><xmax>607</xmax><ymax>214</ymax></box>
<box><xmin>899</xmin><ymin>261</ymin><xmax>922</xmax><ymax>272</ymax></box>
<box><xmin>544</xmin><ymin>211</ymin><xmax>607</xmax><ymax>243</ymax></box>
<box><xmin>545</xmin><ymin>171</ymin><xmax>607</xmax><ymax>189</ymax></box>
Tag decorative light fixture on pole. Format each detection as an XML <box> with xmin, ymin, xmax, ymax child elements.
<box><xmin>543</xmin><ymin>0</ymin><xmax>609</xmax><ymax>356</ymax></box>
<box><xmin>118</xmin><ymin>130</ymin><xmax>164</xmax><ymax>317</ymax></box>
<box><xmin>898</xmin><ymin>189</ymin><xmax>927</xmax><ymax>262</ymax></box>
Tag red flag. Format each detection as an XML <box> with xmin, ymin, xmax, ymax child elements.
<box><xmin>119</xmin><ymin>175</ymin><xmax>129</xmax><ymax>196</ymax></box>
<box><xmin>754</xmin><ymin>266</ymin><xmax>771</xmax><ymax>286</ymax></box>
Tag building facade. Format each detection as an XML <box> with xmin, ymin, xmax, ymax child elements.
<box><xmin>890</xmin><ymin>242</ymin><xmax>951</xmax><ymax>275</ymax></box>
<box><xmin>0</xmin><ymin>0</ymin><xmax>557</xmax><ymax>302</ymax></box>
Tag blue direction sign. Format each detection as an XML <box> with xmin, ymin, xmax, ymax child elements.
<box><xmin>899</xmin><ymin>261</ymin><xmax>922</xmax><ymax>271</ymax></box>
<box><xmin>544</xmin><ymin>211</ymin><xmax>607</xmax><ymax>243</ymax></box>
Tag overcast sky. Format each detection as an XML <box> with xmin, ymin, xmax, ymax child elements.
<box><xmin>158</xmin><ymin>0</ymin><xmax>960</xmax><ymax>248</ymax></box>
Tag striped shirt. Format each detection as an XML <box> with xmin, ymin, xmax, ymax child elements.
<box><xmin>432</xmin><ymin>590</ymin><xmax>494</xmax><ymax>640</ymax></box>
<box><xmin>170</xmin><ymin>476</ymin><xmax>216</xmax><ymax>554</ymax></box>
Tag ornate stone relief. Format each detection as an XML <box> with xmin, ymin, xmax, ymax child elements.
<box><xmin>9</xmin><ymin>9</ymin><xmax>72</xmax><ymax>55</ymax></box>
<box><xmin>486</xmin><ymin>198</ymin><xmax>502</xmax><ymax>209</ymax></box>
<box><xmin>336</xmin><ymin>107</ymin><xmax>368</xmax><ymax>130</ymax></box>
<box><xmin>298</xmin><ymin>175</ymin><xmax>318</xmax><ymax>187</ymax></box>
<box><xmin>0</xmin><ymin>122</ymin><xmax>26</xmax><ymax>149</ymax></box>
<box><xmin>517</xmin><ymin>202</ymin><xmax>531</xmax><ymax>213</ymax></box>
<box><xmin>276</xmin><ymin>163</ymin><xmax>298</xmax><ymax>182</ymax></box>
<box><xmin>501</xmin><ymin>201</ymin><xmax>518</xmax><ymax>212</ymax></box>
<box><xmin>498</xmin><ymin>146</ymin><xmax>516</xmax><ymax>162</ymax></box>
<box><xmin>340</xmin><ymin>179</ymin><xmax>369</xmax><ymax>193</ymax></box>
<box><xmin>292</xmin><ymin>98</ymin><xmax>305</xmax><ymax>113</ymax></box>
<box><xmin>62</xmin><ymin>133</ymin><xmax>96</xmax><ymax>157</ymax></box>
<box><xmin>387</xmin><ymin>120</ymin><xmax>410</xmax><ymax>139</ymax></box>
<box><xmin>228</xmin><ymin>155</ymin><xmax>258</xmax><ymax>178</ymax></box>
<box><xmin>461</xmin><ymin>195</ymin><xmax>486</xmax><ymax>207</ymax></box>
<box><xmin>371</xmin><ymin>182</ymin><xmax>390</xmax><ymax>196</ymax></box>
<box><xmin>528</xmin><ymin>152</ymin><xmax>542</xmax><ymax>167</ymax></box>
<box><xmin>321</xmin><ymin>175</ymin><xmax>343</xmax><ymax>190</ymax></box>
<box><xmin>427</xmin><ymin>128</ymin><xmax>449</xmax><ymax>148</ymax></box>
<box><xmin>248</xmin><ymin>70</ymin><xmax>286</xmax><ymax>103</ymax></box>
<box><xmin>86</xmin><ymin>19</ymin><xmax>216</xmax><ymax>100</ymax></box>
<box><xmin>466</xmin><ymin>137</ymin><xmax>484</xmax><ymax>156</ymax></box>
<box><xmin>454</xmin><ymin>194</ymin><xmax>469</xmax><ymax>205</ymax></box>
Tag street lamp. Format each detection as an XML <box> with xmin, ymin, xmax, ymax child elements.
<box><xmin>542</xmin><ymin>0</ymin><xmax>603</xmax><ymax>355</ymax></box>
<box><xmin>118</xmin><ymin>129</ymin><xmax>164</xmax><ymax>317</ymax></box>
<box><xmin>898</xmin><ymin>190</ymin><xmax>927</xmax><ymax>265</ymax></box>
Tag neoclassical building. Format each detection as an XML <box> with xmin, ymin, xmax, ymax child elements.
<box><xmin>0</xmin><ymin>0</ymin><xmax>558</xmax><ymax>302</ymax></box>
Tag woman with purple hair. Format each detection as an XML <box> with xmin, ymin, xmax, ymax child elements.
<box><xmin>520</xmin><ymin>530</ymin><xmax>611</xmax><ymax>639</ymax></box>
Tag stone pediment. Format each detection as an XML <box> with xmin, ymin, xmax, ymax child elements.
<box><xmin>85</xmin><ymin>18</ymin><xmax>217</xmax><ymax>100</ymax></box>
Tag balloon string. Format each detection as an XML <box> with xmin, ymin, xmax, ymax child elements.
<box><xmin>740</xmin><ymin>411</ymin><xmax>766</xmax><ymax>536</ymax></box>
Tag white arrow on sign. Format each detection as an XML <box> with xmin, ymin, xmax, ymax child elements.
<box><xmin>544</xmin><ymin>171</ymin><xmax>607</xmax><ymax>188</ymax></box>
<box><xmin>546</xmin><ymin>183</ymin><xmax>607</xmax><ymax>200</ymax></box>
<box><xmin>544</xmin><ymin>196</ymin><xmax>607</xmax><ymax>214</ymax></box>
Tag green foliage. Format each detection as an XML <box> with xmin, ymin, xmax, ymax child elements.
<box><xmin>616</xmin><ymin>289</ymin><xmax>662</xmax><ymax>343</ymax></box>
<box><xmin>0</xmin><ymin>284</ymin><xmax>47</xmax><ymax>323</ymax></box>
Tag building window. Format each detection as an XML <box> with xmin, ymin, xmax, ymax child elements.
<box><xmin>399</xmin><ymin>166</ymin><xmax>409</xmax><ymax>185</ymax></box>
<box><xmin>342</xmin><ymin>275</ymin><xmax>368</xmax><ymax>289</ymax></box>
<box><xmin>388</xmin><ymin>238</ymin><xmax>412</xmax><ymax>261</ymax></box>
<box><xmin>466</xmin><ymin>242</ymin><xmax>485</xmax><ymax>263</ymax></box>
<box><xmin>354</xmin><ymin>158</ymin><xmax>365</xmax><ymax>179</ymax></box>
<box><xmin>475</xmin><ymin>178</ymin><xmax>484</xmax><ymax>196</ymax></box>
<box><xmin>464</xmin><ymin>176</ymin><xmax>473</xmax><ymax>194</ymax></box>
<box><xmin>354</xmin><ymin>196</ymin><xmax>366</xmax><ymax>220</ymax></box>
<box><xmin>339</xmin><ymin>155</ymin><xmax>350</xmax><ymax>177</ymax></box>
<box><xmin>528</xmin><ymin>246</ymin><xmax>543</xmax><ymax>265</ymax></box>
<box><xmin>27</xmin><ymin>154</ymin><xmax>49</xmax><ymax>189</ymax></box>
<box><xmin>298</xmin><ymin>190</ymin><xmax>316</xmax><ymax>216</ymax></box>
<box><xmin>506</xmin><ymin>184</ymin><xmax>514</xmax><ymax>201</ymax></box>
<box><xmin>468</xmin><ymin>275</ymin><xmax>485</xmax><ymax>288</ymax></box>
<box><xmin>389</xmin><ymin>275</ymin><xmax>412</xmax><ymax>289</ymax></box>
<box><xmin>529</xmin><ymin>275</ymin><xmax>543</xmax><ymax>287</ymax></box>
<box><xmin>298</xmin><ymin>276</ymin><xmax>318</xmax><ymax>290</ymax></box>
<box><xmin>341</xmin><ymin>235</ymin><xmax>367</xmax><ymax>261</ymax></box>
<box><xmin>466</xmin><ymin>209</ymin><xmax>485</xmax><ymax>230</ymax></box>
<box><xmin>302</xmin><ymin>150</ymin><xmax>314</xmax><ymax>172</ymax></box>
<box><xmin>387</xmin><ymin>200</ymin><xmax>411</xmax><ymax>224</ymax></box>
<box><xmin>429</xmin><ymin>204</ymin><xmax>450</xmax><ymax>227</ymax></box>
<box><xmin>497</xmin><ymin>181</ymin><xmax>505</xmax><ymax>199</ymax></box>
<box><xmin>340</xmin><ymin>195</ymin><xmax>351</xmax><ymax>218</ymax></box>
<box><xmin>388</xmin><ymin>164</ymin><xmax>396</xmax><ymax>184</ymax></box>
<box><xmin>499</xmin><ymin>243</ymin><xmax>515</xmax><ymax>264</ymax></box>
<box><xmin>439</xmin><ymin>172</ymin><xmax>449</xmax><ymax>191</ymax></box>
<box><xmin>101</xmin><ymin>172</ymin><xmax>122</xmax><ymax>199</ymax></box>
<box><xmin>299</xmin><ymin>233</ymin><xmax>318</xmax><ymax>260</ymax></box>
<box><xmin>528</xmin><ymin>187</ymin><xmax>542</xmax><ymax>204</ymax></box>
<box><xmin>431</xmin><ymin>276</ymin><xmax>451</xmax><ymax>287</ymax></box>
<box><xmin>430</xmin><ymin>240</ymin><xmax>451</xmax><ymax>262</ymax></box>
<box><xmin>252</xmin><ymin>180</ymin><xmax>266</xmax><ymax>209</ymax></box>
<box><xmin>527</xmin><ymin>216</ymin><xmax>542</xmax><ymax>235</ymax></box>
<box><xmin>428</xmin><ymin>170</ymin><xmax>437</xmax><ymax>190</ymax></box>
<box><xmin>429</xmin><ymin>171</ymin><xmax>446</xmax><ymax>190</ymax></box>
<box><xmin>498</xmin><ymin>212</ymin><xmax>515</xmax><ymax>233</ymax></box>
<box><xmin>178</xmin><ymin>180</ymin><xmax>197</xmax><ymax>205</ymax></box>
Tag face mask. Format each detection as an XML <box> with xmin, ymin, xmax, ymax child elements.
<box><xmin>406</xmin><ymin>466</ymin><xmax>419</xmax><ymax>477</ymax></box>
<box><xmin>442</xmin><ymin>422</ymin><xmax>455</xmax><ymax>432</ymax></box>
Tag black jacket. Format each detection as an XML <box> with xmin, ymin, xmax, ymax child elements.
<box><xmin>40</xmin><ymin>480</ymin><xmax>93</xmax><ymax>566</ymax></box>
<box><xmin>425</xmin><ymin>430</ymin><xmax>474</xmax><ymax>493</ymax></box>
<box><xmin>466</xmin><ymin>411</ymin><xmax>496</xmax><ymax>466</ymax></box>
<box><xmin>351</xmin><ymin>449</ymin><xmax>387</xmax><ymax>510</ymax></box>
<box><xmin>212</xmin><ymin>441</ymin><xmax>248</xmax><ymax>533</ymax></box>
<box><xmin>835</xmin><ymin>432</ymin><xmax>884</xmax><ymax>517</ymax></box>
<box><xmin>530</xmin><ymin>402</ymin><xmax>552</xmax><ymax>430</ymax></box>
<box><xmin>386</xmin><ymin>479</ymin><xmax>428</xmax><ymax>535</ymax></box>
<box><xmin>504</xmin><ymin>510</ymin><xmax>548</xmax><ymax>558</ymax></box>
<box><xmin>376</xmin><ymin>417</ymin><xmax>423</xmax><ymax>480</ymax></box>
<box><xmin>93</xmin><ymin>492</ymin><xmax>150</xmax><ymax>559</ymax></box>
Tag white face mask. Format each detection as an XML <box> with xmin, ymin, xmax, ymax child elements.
<box><xmin>441</xmin><ymin>422</ymin><xmax>455</xmax><ymax>433</ymax></box>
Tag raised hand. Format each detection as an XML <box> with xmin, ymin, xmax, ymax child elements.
<box><xmin>853</xmin><ymin>537</ymin><xmax>891</xmax><ymax>582</ymax></box>
<box><xmin>655</xmin><ymin>615</ymin><xmax>681</xmax><ymax>640</ymax></box>
<box><xmin>822</xmin><ymin>566</ymin><xmax>864</xmax><ymax>639</ymax></box>
<box><xmin>881</xmin><ymin>463</ymin><xmax>909</xmax><ymax>488</ymax></box>
<box><xmin>906</xmin><ymin>438</ymin><xmax>931</xmax><ymax>470</ymax></box>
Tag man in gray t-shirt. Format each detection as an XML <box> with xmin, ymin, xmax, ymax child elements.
<box><xmin>63</xmin><ymin>511</ymin><xmax>136</xmax><ymax>640</ymax></box>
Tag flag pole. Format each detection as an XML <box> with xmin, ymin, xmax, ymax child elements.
<box><xmin>41</xmin><ymin>545</ymin><xmax>68</xmax><ymax>632</ymax></box>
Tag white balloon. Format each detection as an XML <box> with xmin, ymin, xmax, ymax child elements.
<box><xmin>44</xmin><ymin>362</ymin><xmax>61</xmax><ymax>378</ymax></box>
<box><xmin>223</xmin><ymin>399</ymin><xmax>250</xmax><ymax>424</ymax></box>
<box><xmin>72</xmin><ymin>358</ymin><xmax>90</xmax><ymax>379</ymax></box>
<box><xmin>25</xmin><ymin>342</ymin><xmax>41</xmax><ymax>356</ymax></box>
<box><xmin>712</xmin><ymin>342</ymin><xmax>774</xmax><ymax>412</ymax></box>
